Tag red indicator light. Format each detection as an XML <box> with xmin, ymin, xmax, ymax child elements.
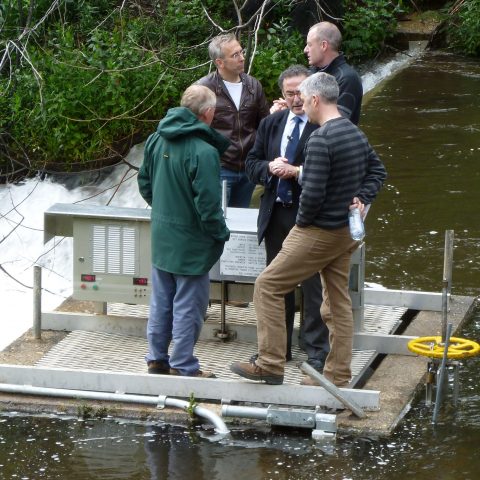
<box><xmin>81</xmin><ymin>274</ymin><xmax>96</xmax><ymax>282</ymax></box>
<box><xmin>133</xmin><ymin>277</ymin><xmax>148</xmax><ymax>286</ymax></box>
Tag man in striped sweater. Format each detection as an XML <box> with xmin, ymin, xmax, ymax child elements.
<box><xmin>231</xmin><ymin>72</ymin><xmax>386</xmax><ymax>387</ymax></box>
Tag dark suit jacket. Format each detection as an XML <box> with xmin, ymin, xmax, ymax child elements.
<box><xmin>245</xmin><ymin>109</ymin><xmax>318</xmax><ymax>244</ymax></box>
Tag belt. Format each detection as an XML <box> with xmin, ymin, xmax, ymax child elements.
<box><xmin>276</xmin><ymin>201</ymin><xmax>294</xmax><ymax>208</ymax></box>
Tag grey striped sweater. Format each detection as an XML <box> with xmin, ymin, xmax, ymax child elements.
<box><xmin>296</xmin><ymin>117</ymin><xmax>386</xmax><ymax>229</ymax></box>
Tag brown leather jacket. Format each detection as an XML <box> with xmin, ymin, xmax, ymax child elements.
<box><xmin>196</xmin><ymin>71</ymin><xmax>270</xmax><ymax>172</ymax></box>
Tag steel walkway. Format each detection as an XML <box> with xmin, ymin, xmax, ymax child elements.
<box><xmin>36</xmin><ymin>302</ymin><xmax>407</xmax><ymax>387</ymax></box>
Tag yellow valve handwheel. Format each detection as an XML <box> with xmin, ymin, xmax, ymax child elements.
<box><xmin>408</xmin><ymin>336</ymin><xmax>480</xmax><ymax>359</ymax></box>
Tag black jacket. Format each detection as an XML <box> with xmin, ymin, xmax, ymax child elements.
<box><xmin>310</xmin><ymin>54</ymin><xmax>363</xmax><ymax>125</ymax></box>
<box><xmin>245</xmin><ymin>109</ymin><xmax>317</xmax><ymax>244</ymax></box>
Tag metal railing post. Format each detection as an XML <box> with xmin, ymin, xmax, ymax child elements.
<box><xmin>33</xmin><ymin>265</ymin><xmax>42</xmax><ymax>339</ymax></box>
<box><xmin>441</xmin><ymin>230</ymin><xmax>454</xmax><ymax>341</ymax></box>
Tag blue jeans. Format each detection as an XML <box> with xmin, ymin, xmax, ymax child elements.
<box><xmin>146</xmin><ymin>267</ymin><xmax>210</xmax><ymax>375</ymax></box>
<box><xmin>221</xmin><ymin>167</ymin><xmax>255</xmax><ymax>208</ymax></box>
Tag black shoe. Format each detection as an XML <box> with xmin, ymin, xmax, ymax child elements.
<box><xmin>147</xmin><ymin>360</ymin><xmax>170</xmax><ymax>374</ymax></box>
<box><xmin>306</xmin><ymin>358</ymin><xmax>325</xmax><ymax>374</ymax></box>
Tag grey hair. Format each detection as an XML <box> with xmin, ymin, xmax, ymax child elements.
<box><xmin>299</xmin><ymin>72</ymin><xmax>339</xmax><ymax>103</ymax></box>
<box><xmin>208</xmin><ymin>33</ymin><xmax>237</xmax><ymax>61</ymax></box>
<box><xmin>309</xmin><ymin>22</ymin><xmax>342</xmax><ymax>52</ymax></box>
<box><xmin>180</xmin><ymin>85</ymin><xmax>216</xmax><ymax>116</ymax></box>
<box><xmin>277</xmin><ymin>64</ymin><xmax>310</xmax><ymax>91</ymax></box>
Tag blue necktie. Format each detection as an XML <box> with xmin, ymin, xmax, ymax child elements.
<box><xmin>278</xmin><ymin>116</ymin><xmax>302</xmax><ymax>204</ymax></box>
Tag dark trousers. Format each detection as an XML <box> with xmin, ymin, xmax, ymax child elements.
<box><xmin>264</xmin><ymin>203</ymin><xmax>329</xmax><ymax>365</ymax></box>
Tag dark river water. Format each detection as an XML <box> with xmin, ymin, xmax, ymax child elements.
<box><xmin>362</xmin><ymin>51</ymin><xmax>480</xmax><ymax>297</ymax></box>
<box><xmin>1</xmin><ymin>51</ymin><xmax>479</xmax><ymax>479</ymax></box>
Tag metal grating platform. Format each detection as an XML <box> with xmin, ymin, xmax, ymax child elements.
<box><xmin>36</xmin><ymin>303</ymin><xmax>406</xmax><ymax>387</ymax></box>
<box><xmin>35</xmin><ymin>330</ymin><xmax>376</xmax><ymax>385</ymax></box>
<box><xmin>107</xmin><ymin>302</ymin><xmax>407</xmax><ymax>335</ymax></box>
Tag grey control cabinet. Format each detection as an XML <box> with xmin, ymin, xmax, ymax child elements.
<box><xmin>44</xmin><ymin>203</ymin><xmax>364</xmax><ymax>327</ymax></box>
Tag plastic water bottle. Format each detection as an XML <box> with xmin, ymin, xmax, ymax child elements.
<box><xmin>349</xmin><ymin>207</ymin><xmax>365</xmax><ymax>241</ymax></box>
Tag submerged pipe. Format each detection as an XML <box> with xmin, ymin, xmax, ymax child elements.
<box><xmin>0</xmin><ymin>383</ymin><xmax>230</xmax><ymax>435</ymax></box>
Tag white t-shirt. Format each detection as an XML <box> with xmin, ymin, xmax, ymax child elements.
<box><xmin>223</xmin><ymin>80</ymin><xmax>243</xmax><ymax>110</ymax></box>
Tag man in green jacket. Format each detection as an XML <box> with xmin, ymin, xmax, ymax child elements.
<box><xmin>138</xmin><ymin>85</ymin><xmax>230</xmax><ymax>378</ymax></box>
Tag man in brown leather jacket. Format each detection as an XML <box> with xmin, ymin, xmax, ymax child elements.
<box><xmin>197</xmin><ymin>33</ymin><xmax>270</xmax><ymax>207</ymax></box>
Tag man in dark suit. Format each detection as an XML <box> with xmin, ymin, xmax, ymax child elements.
<box><xmin>245</xmin><ymin>65</ymin><xmax>328</xmax><ymax>366</ymax></box>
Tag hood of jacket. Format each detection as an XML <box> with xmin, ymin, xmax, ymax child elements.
<box><xmin>157</xmin><ymin>106</ymin><xmax>230</xmax><ymax>155</ymax></box>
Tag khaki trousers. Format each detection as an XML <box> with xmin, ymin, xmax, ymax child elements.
<box><xmin>254</xmin><ymin>225</ymin><xmax>358</xmax><ymax>386</ymax></box>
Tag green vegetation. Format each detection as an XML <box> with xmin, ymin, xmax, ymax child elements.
<box><xmin>1</xmin><ymin>1</ymin><xmax>477</xmax><ymax>180</ymax></box>
<box><xmin>445</xmin><ymin>0</ymin><xmax>480</xmax><ymax>56</ymax></box>
<box><xmin>186</xmin><ymin>392</ymin><xmax>197</xmax><ymax>419</ymax></box>
<box><xmin>342</xmin><ymin>0</ymin><xmax>401</xmax><ymax>63</ymax></box>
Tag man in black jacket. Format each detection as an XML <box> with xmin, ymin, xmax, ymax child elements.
<box><xmin>305</xmin><ymin>21</ymin><xmax>363</xmax><ymax>125</ymax></box>
<box><xmin>294</xmin><ymin>21</ymin><xmax>364</xmax><ymax>371</ymax></box>
<box><xmin>231</xmin><ymin>73</ymin><xmax>386</xmax><ymax>387</ymax></box>
<box><xmin>245</xmin><ymin>65</ymin><xmax>328</xmax><ymax>365</ymax></box>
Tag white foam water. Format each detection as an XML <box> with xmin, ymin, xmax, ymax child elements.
<box><xmin>0</xmin><ymin>144</ymin><xmax>146</xmax><ymax>350</ymax></box>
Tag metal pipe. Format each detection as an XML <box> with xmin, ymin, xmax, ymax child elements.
<box><xmin>0</xmin><ymin>383</ymin><xmax>230</xmax><ymax>435</ymax></box>
<box><xmin>219</xmin><ymin>281</ymin><xmax>228</xmax><ymax>338</ymax></box>
<box><xmin>33</xmin><ymin>265</ymin><xmax>42</xmax><ymax>339</ymax></box>
<box><xmin>443</xmin><ymin>230</ymin><xmax>454</xmax><ymax>295</ymax></box>
<box><xmin>221</xmin><ymin>179</ymin><xmax>228</xmax><ymax>219</ymax></box>
<box><xmin>222</xmin><ymin>404</ymin><xmax>268</xmax><ymax>420</ymax></box>
<box><xmin>441</xmin><ymin>230</ymin><xmax>454</xmax><ymax>340</ymax></box>
<box><xmin>300</xmin><ymin>362</ymin><xmax>366</xmax><ymax>419</ymax></box>
<box><xmin>432</xmin><ymin>322</ymin><xmax>453</xmax><ymax>424</ymax></box>
<box><xmin>218</xmin><ymin>179</ymin><xmax>229</xmax><ymax>338</ymax></box>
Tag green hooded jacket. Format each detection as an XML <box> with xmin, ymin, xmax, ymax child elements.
<box><xmin>138</xmin><ymin>107</ymin><xmax>230</xmax><ymax>275</ymax></box>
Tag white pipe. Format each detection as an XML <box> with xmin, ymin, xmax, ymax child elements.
<box><xmin>0</xmin><ymin>383</ymin><xmax>230</xmax><ymax>435</ymax></box>
<box><xmin>222</xmin><ymin>404</ymin><xmax>268</xmax><ymax>420</ymax></box>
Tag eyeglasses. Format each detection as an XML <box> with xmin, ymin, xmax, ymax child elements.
<box><xmin>229</xmin><ymin>49</ymin><xmax>245</xmax><ymax>59</ymax></box>
<box><xmin>284</xmin><ymin>90</ymin><xmax>302</xmax><ymax>99</ymax></box>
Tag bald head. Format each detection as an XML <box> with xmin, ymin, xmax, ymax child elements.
<box><xmin>304</xmin><ymin>22</ymin><xmax>342</xmax><ymax>68</ymax></box>
<box><xmin>309</xmin><ymin>22</ymin><xmax>342</xmax><ymax>52</ymax></box>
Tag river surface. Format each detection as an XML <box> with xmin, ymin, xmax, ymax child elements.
<box><xmin>0</xmin><ymin>50</ymin><xmax>479</xmax><ymax>479</ymax></box>
<box><xmin>361</xmin><ymin>51</ymin><xmax>480</xmax><ymax>296</ymax></box>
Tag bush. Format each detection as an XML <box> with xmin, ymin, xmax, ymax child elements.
<box><xmin>250</xmin><ymin>19</ymin><xmax>306</xmax><ymax>99</ymax></box>
<box><xmin>0</xmin><ymin>2</ymin><xmax>210</xmax><ymax>177</ymax></box>
<box><xmin>446</xmin><ymin>0</ymin><xmax>480</xmax><ymax>56</ymax></box>
<box><xmin>342</xmin><ymin>0</ymin><xmax>399</xmax><ymax>64</ymax></box>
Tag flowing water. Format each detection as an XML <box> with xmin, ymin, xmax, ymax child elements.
<box><xmin>361</xmin><ymin>52</ymin><xmax>480</xmax><ymax>296</ymax></box>
<box><xmin>0</xmin><ymin>50</ymin><xmax>479</xmax><ymax>478</ymax></box>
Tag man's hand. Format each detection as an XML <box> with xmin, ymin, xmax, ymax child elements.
<box><xmin>350</xmin><ymin>197</ymin><xmax>366</xmax><ymax>217</ymax></box>
<box><xmin>269</xmin><ymin>157</ymin><xmax>298</xmax><ymax>179</ymax></box>
<box><xmin>270</xmin><ymin>98</ymin><xmax>288</xmax><ymax>114</ymax></box>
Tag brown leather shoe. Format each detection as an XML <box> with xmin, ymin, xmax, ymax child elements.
<box><xmin>169</xmin><ymin>368</ymin><xmax>216</xmax><ymax>378</ymax></box>
<box><xmin>230</xmin><ymin>360</ymin><xmax>283</xmax><ymax>385</ymax></box>
<box><xmin>147</xmin><ymin>360</ymin><xmax>170</xmax><ymax>375</ymax></box>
